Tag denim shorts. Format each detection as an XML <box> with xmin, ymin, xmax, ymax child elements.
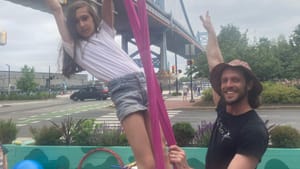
<box><xmin>108</xmin><ymin>72</ymin><xmax>148</xmax><ymax>121</ymax></box>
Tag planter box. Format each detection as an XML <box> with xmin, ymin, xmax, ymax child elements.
<box><xmin>3</xmin><ymin>145</ymin><xmax>300</xmax><ymax>169</ymax></box>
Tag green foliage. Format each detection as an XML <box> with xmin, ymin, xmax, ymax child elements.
<box><xmin>262</xmin><ymin>82</ymin><xmax>300</xmax><ymax>104</ymax></box>
<box><xmin>0</xmin><ymin>91</ymin><xmax>56</xmax><ymax>100</ymax></box>
<box><xmin>269</xmin><ymin>125</ymin><xmax>300</xmax><ymax>148</ymax></box>
<box><xmin>30</xmin><ymin>125</ymin><xmax>63</xmax><ymax>145</ymax></box>
<box><xmin>218</xmin><ymin>24</ymin><xmax>249</xmax><ymax>62</ymax></box>
<box><xmin>90</xmin><ymin>125</ymin><xmax>128</xmax><ymax>146</ymax></box>
<box><xmin>0</xmin><ymin>119</ymin><xmax>18</xmax><ymax>144</ymax></box>
<box><xmin>30</xmin><ymin>117</ymin><xmax>128</xmax><ymax>146</ymax></box>
<box><xmin>16</xmin><ymin>65</ymin><xmax>38</xmax><ymax>93</ymax></box>
<box><xmin>193</xmin><ymin>23</ymin><xmax>300</xmax><ymax>80</ymax></box>
<box><xmin>201</xmin><ymin>88</ymin><xmax>213</xmax><ymax>103</ymax></box>
<box><xmin>193</xmin><ymin>121</ymin><xmax>213</xmax><ymax>147</ymax></box>
<box><xmin>171</xmin><ymin>92</ymin><xmax>182</xmax><ymax>96</ymax></box>
<box><xmin>50</xmin><ymin>116</ymin><xmax>88</xmax><ymax>145</ymax></box>
<box><xmin>200</xmin><ymin>82</ymin><xmax>300</xmax><ymax>104</ymax></box>
<box><xmin>173</xmin><ymin>122</ymin><xmax>195</xmax><ymax>146</ymax></box>
<box><xmin>72</xmin><ymin>119</ymin><xmax>95</xmax><ymax>145</ymax></box>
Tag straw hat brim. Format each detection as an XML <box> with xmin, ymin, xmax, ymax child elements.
<box><xmin>209</xmin><ymin>63</ymin><xmax>263</xmax><ymax>96</ymax></box>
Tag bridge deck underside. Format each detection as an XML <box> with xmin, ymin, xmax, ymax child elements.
<box><xmin>5</xmin><ymin>0</ymin><xmax>202</xmax><ymax>58</ymax></box>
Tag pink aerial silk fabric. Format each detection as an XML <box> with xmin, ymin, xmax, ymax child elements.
<box><xmin>124</xmin><ymin>0</ymin><xmax>176</xmax><ymax>168</ymax></box>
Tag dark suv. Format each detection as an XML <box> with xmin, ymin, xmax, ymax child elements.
<box><xmin>70</xmin><ymin>86</ymin><xmax>109</xmax><ymax>101</ymax></box>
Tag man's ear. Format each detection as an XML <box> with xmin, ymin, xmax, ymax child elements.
<box><xmin>247</xmin><ymin>81</ymin><xmax>253</xmax><ymax>91</ymax></box>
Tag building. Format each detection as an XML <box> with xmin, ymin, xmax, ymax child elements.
<box><xmin>0</xmin><ymin>71</ymin><xmax>89</xmax><ymax>92</ymax></box>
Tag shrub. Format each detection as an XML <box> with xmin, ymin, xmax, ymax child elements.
<box><xmin>0</xmin><ymin>91</ymin><xmax>56</xmax><ymax>100</ymax></box>
<box><xmin>30</xmin><ymin>125</ymin><xmax>63</xmax><ymax>145</ymax></box>
<box><xmin>0</xmin><ymin>119</ymin><xmax>18</xmax><ymax>144</ymax></box>
<box><xmin>50</xmin><ymin>116</ymin><xmax>91</xmax><ymax>145</ymax></box>
<box><xmin>262</xmin><ymin>82</ymin><xmax>300</xmax><ymax>104</ymax></box>
<box><xmin>173</xmin><ymin>122</ymin><xmax>195</xmax><ymax>146</ymax></box>
<box><xmin>89</xmin><ymin>124</ymin><xmax>128</xmax><ymax>146</ymax></box>
<box><xmin>194</xmin><ymin>120</ymin><xmax>213</xmax><ymax>147</ymax></box>
<box><xmin>201</xmin><ymin>88</ymin><xmax>213</xmax><ymax>103</ymax></box>
<box><xmin>269</xmin><ymin>125</ymin><xmax>300</xmax><ymax>148</ymax></box>
<box><xmin>171</xmin><ymin>92</ymin><xmax>182</xmax><ymax>96</ymax></box>
<box><xmin>72</xmin><ymin>119</ymin><xmax>95</xmax><ymax>145</ymax></box>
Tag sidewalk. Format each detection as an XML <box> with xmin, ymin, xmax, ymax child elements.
<box><xmin>1</xmin><ymin>93</ymin><xmax>299</xmax><ymax>110</ymax></box>
<box><xmin>162</xmin><ymin>92</ymin><xmax>213</xmax><ymax>110</ymax></box>
<box><xmin>163</xmin><ymin>93</ymin><xmax>300</xmax><ymax>110</ymax></box>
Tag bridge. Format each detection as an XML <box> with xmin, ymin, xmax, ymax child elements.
<box><xmin>4</xmin><ymin>0</ymin><xmax>204</xmax><ymax>73</ymax></box>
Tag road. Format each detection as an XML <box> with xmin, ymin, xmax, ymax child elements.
<box><xmin>0</xmin><ymin>96</ymin><xmax>299</xmax><ymax>138</ymax></box>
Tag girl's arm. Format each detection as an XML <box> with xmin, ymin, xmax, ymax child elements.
<box><xmin>45</xmin><ymin>0</ymin><xmax>73</xmax><ymax>44</ymax></box>
<box><xmin>102</xmin><ymin>0</ymin><xmax>114</xmax><ymax>28</ymax></box>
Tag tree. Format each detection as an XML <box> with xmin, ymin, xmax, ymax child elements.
<box><xmin>289</xmin><ymin>24</ymin><xmax>300</xmax><ymax>78</ymax></box>
<box><xmin>16</xmin><ymin>65</ymin><xmax>38</xmax><ymax>93</ymax></box>
<box><xmin>273</xmin><ymin>35</ymin><xmax>294</xmax><ymax>79</ymax></box>
<box><xmin>250</xmin><ymin>38</ymin><xmax>282</xmax><ymax>81</ymax></box>
<box><xmin>218</xmin><ymin>24</ymin><xmax>249</xmax><ymax>62</ymax></box>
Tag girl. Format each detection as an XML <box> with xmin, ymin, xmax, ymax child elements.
<box><xmin>45</xmin><ymin>0</ymin><xmax>170</xmax><ymax>168</ymax></box>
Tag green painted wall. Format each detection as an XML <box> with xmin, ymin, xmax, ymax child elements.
<box><xmin>3</xmin><ymin>145</ymin><xmax>300</xmax><ymax>169</ymax></box>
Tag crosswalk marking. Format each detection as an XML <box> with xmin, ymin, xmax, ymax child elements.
<box><xmin>14</xmin><ymin>100</ymin><xmax>181</xmax><ymax>128</ymax></box>
<box><xmin>94</xmin><ymin>110</ymin><xmax>182</xmax><ymax>128</ymax></box>
<box><xmin>16</xmin><ymin>101</ymin><xmax>112</xmax><ymax>127</ymax></box>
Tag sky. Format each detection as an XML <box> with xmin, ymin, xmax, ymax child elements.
<box><xmin>1</xmin><ymin>0</ymin><xmax>300</xmax><ymax>75</ymax></box>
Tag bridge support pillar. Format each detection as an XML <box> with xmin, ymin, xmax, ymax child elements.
<box><xmin>157</xmin><ymin>31</ymin><xmax>173</xmax><ymax>93</ymax></box>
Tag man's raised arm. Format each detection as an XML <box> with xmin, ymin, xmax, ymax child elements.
<box><xmin>200</xmin><ymin>11</ymin><xmax>223</xmax><ymax>105</ymax></box>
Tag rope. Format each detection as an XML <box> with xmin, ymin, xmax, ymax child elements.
<box><xmin>124</xmin><ymin>1</ymin><xmax>176</xmax><ymax>169</ymax></box>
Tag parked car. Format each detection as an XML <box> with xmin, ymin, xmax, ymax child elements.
<box><xmin>70</xmin><ymin>86</ymin><xmax>109</xmax><ymax>101</ymax></box>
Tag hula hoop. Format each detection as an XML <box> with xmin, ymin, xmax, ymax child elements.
<box><xmin>77</xmin><ymin>147</ymin><xmax>125</xmax><ymax>169</ymax></box>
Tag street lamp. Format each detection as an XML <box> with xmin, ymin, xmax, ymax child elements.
<box><xmin>6</xmin><ymin>64</ymin><xmax>10</xmax><ymax>95</ymax></box>
<box><xmin>185</xmin><ymin>44</ymin><xmax>195</xmax><ymax>103</ymax></box>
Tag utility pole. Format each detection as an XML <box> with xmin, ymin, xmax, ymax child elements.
<box><xmin>175</xmin><ymin>53</ymin><xmax>179</xmax><ymax>95</ymax></box>
<box><xmin>185</xmin><ymin>44</ymin><xmax>195</xmax><ymax>103</ymax></box>
<box><xmin>48</xmin><ymin>65</ymin><xmax>51</xmax><ymax>97</ymax></box>
<box><xmin>6</xmin><ymin>64</ymin><xmax>10</xmax><ymax>95</ymax></box>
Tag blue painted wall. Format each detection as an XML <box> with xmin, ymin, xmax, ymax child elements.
<box><xmin>4</xmin><ymin>145</ymin><xmax>300</xmax><ymax>169</ymax></box>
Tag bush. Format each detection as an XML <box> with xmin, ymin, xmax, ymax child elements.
<box><xmin>0</xmin><ymin>119</ymin><xmax>18</xmax><ymax>144</ymax></box>
<box><xmin>262</xmin><ymin>82</ymin><xmax>300</xmax><ymax>104</ymax></box>
<box><xmin>269</xmin><ymin>125</ymin><xmax>300</xmax><ymax>148</ymax></box>
<box><xmin>89</xmin><ymin>124</ymin><xmax>128</xmax><ymax>146</ymax></box>
<box><xmin>0</xmin><ymin>91</ymin><xmax>56</xmax><ymax>100</ymax></box>
<box><xmin>201</xmin><ymin>88</ymin><xmax>213</xmax><ymax>103</ymax></box>
<box><xmin>30</xmin><ymin>117</ymin><xmax>128</xmax><ymax>146</ymax></box>
<box><xmin>194</xmin><ymin>121</ymin><xmax>213</xmax><ymax>147</ymax></box>
<box><xmin>173</xmin><ymin>122</ymin><xmax>195</xmax><ymax>146</ymax></box>
<box><xmin>171</xmin><ymin>92</ymin><xmax>182</xmax><ymax>96</ymax></box>
<box><xmin>72</xmin><ymin>119</ymin><xmax>95</xmax><ymax>145</ymax></box>
<box><xmin>30</xmin><ymin>126</ymin><xmax>63</xmax><ymax>145</ymax></box>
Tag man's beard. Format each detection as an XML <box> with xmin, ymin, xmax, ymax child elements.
<box><xmin>224</xmin><ymin>86</ymin><xmax>248</xmax><ymax>106</ymax></box>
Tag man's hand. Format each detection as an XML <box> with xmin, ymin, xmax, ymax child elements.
<box><xmin>200</xmin><ymin>11</ymin><xmax>215</xmax><ymax>33</ymax></box>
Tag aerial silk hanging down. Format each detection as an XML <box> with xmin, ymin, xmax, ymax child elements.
<box><xmin>124</xmin><ymin>0</ymin><xmax>176</xmax><ymax>169</ymax></box>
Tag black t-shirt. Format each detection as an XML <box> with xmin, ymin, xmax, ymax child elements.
<box><xmin>205</xmin><ymin>105</ymin><xmax>269</xmax><ymax>169</ymax></box>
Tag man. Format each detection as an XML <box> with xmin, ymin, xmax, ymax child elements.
<box><xmin>169</xmin><ymin>12</ymin><xmax>268</xmax><ymax>169</ymax></box>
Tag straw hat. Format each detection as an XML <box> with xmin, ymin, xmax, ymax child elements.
<box><xmin>209</xmin><ymin>59</ymin><xmax>262</xmax><ymax>97</ymax></box>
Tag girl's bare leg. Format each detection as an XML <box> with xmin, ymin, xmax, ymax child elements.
<box><xmin>122</xmin><ymin>112</ymin><xmax>155</xmax><ymax>169</ymax></box>
<box><xmin>144</xmin><ymin>111</ymin><xmax>172</xmax><ymax>169</ymax></box>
